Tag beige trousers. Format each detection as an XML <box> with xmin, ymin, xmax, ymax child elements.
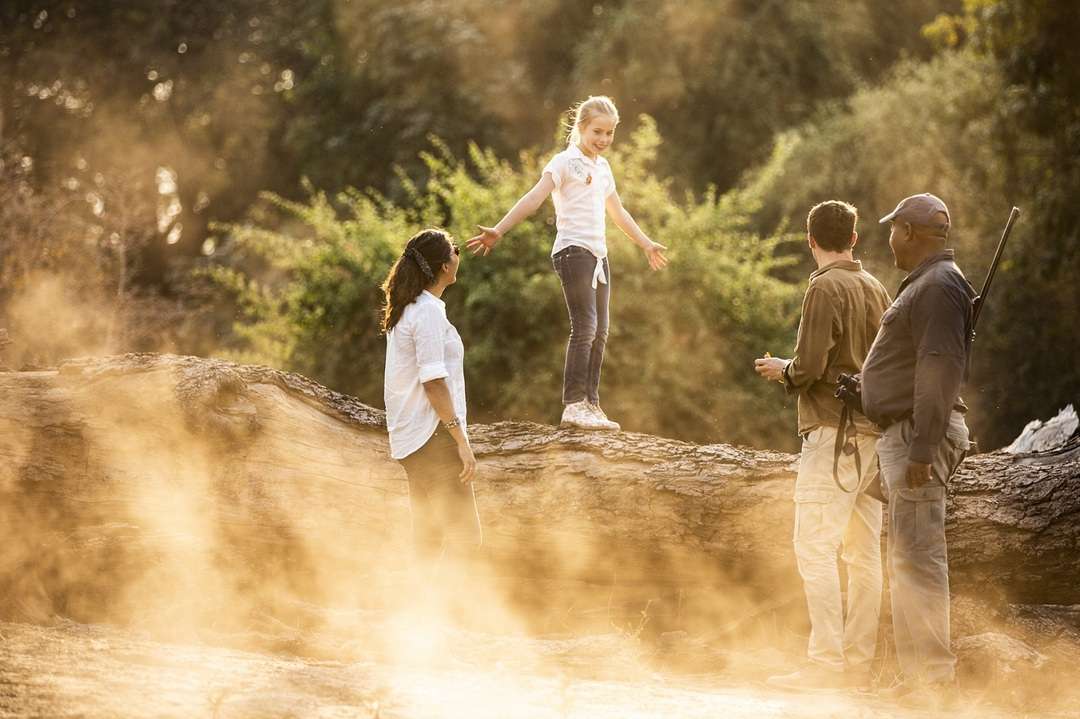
<box><xmin>793</xmin><ymin>426</ymin><xmax>883</xmax><ymax>672</ymax></box>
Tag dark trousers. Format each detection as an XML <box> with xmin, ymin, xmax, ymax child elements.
<box><xmin>398</xmin><ymin>428</ymin><xmax>482</xmax><ymax>559</ymax></box>
<box><xmin>552</xmin><ymin>245</ymin><xmax>610</xmax><ymax>405</ymax></box>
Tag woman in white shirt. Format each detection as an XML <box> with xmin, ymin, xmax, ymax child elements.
<box><xmin>382</xmin><ymin>228</ymin><xmax>480</xmax><ymax>559</ymax></box>
<box><xmin>466</xmin><ymin>96</ymin><xmax>667</xmax><ymax>431</ymax></box>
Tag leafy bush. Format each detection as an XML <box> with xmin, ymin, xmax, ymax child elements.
<box><xmin>208</xmin><ymin>117</ymin><xmax>804</xmax><ymax>450</ymax></box>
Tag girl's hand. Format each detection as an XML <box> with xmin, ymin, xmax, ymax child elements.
<box><xmin>466</xmin><ymin>226</ymin><xmax>503</xmax><ymax>256</ymax></box>
<box><xmin>643</xmin><ymin>241</ymin><xmax>668</xmax><ymax>270</ymax></box>
<box><xmin>457</xmin><ymin>440</ymin><xmax>477</xmax><ymax>484</ymax></box>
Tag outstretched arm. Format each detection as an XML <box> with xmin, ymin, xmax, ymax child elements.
<box><xmin>466</xmin><ymin>175</ymin><xmax>555</xmax><ymax>256</ymax></box>
<box><xmin>605</xmin><ymin>191</ymin><xmax>668</xmax><ymax>270</ymax></box>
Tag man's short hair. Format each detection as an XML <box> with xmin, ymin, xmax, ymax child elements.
<box><xmin>807</xmin><ymin>200</ymin><xmax>858</xmax><ymax>252</ymax></box>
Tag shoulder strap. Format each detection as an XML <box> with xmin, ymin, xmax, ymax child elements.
<box><xmin>832</xmin><ymin>404</ymin><xmax>862</xmax><ymax>493</ymax></box>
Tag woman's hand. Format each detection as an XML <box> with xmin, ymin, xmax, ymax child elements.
<box><xmin>466</xmin><ymin>226</ymin><xmax>503</xmax><ymax>256</ymax></box>
<box><xmin>457</xmin><ymin>440</ymin><xmax>477</xmax><ymax>484</ymax></box>
<box><xmin>643</xmin><ymin>240</ymin><xmax>669</xmax><ymax>270</ymax></box>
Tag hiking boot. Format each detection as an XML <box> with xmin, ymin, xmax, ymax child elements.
<box><xmin>560</xmin><ymin>401</ymin><xmax>609</xmax><ymax>430</ymax></box>
<box><xmin>766</xmin><ymin>664</ymin><xmax>850</xmax><ymax>693</ymax></box>
<box><xmin>587</xmin><ymin>402</ymin><xmax>621</xmax><ymax>431</ymax></box>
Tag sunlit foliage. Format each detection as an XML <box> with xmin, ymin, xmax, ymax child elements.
<box><xmin>209</xmin><ymin>119</ymin><xmax>803</xmax><ymax>448</ymax></box>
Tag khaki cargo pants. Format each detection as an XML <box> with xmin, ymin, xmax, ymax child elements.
<box><xmin>793</xmin><ymin>426</ymin><xmax>883</xmax><ymax>672</ymax></box>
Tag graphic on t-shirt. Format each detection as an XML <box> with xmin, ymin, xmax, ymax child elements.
<box><xmin>568</xmin><ymin>158</ymin><xmax>590</xmax><ymax>184</ymax></box>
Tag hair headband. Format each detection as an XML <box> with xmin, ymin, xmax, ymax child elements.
<box><xmin>405</xmin><ymin>247</ymin><xmax>435</xmax><ymax>281</ymax></box>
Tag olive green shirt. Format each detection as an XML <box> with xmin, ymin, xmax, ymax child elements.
<box><xmin>782</xmin><ymin>259</ymin><xmax>891</xmax><ymax>436</ymax></box>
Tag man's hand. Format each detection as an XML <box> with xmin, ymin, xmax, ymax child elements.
<box><xmin>905</xmin><ymin>461</ymin><xmax>932</xmax><ymax>488</ymax></box>
<box><xmin>465</xmin><ymin>225</ymin><xmax>502</xmax><ymax>256</ymax></box>
<box><xmin>754</xmin><ymin>356</ymin><xmax>788</xmax><ymax>383</ymax></box>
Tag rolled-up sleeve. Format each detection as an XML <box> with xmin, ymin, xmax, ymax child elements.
<box><xmin>908</xmin><ymin>283</ymin><xmax>969</xmax><ymax>463</ymax></box>
<box><xmin>413</xmin><ymin>304</ymin><xmax>449</xmax><ymax>383</ymax></box>
<box><xmin>542</xmin><ymin>154</ymin><xmax>566</xmax><ymax>190</ymax></box>
<box><xmin>785</xmin><ymin>286</ymin><xmax>840</xmax><ymax>394</ymax></box>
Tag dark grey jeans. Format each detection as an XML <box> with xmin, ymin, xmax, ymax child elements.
<box><xmin>552</xmin><ymin>245</ymin><xmax>610</xmax><ymax>405</ymax></box>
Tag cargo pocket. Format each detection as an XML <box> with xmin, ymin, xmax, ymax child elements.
<box><xmin>895</xmin><ymin>486</ymin><xmax>946</xmax><ymax>551</ymax></box>
<box><xmin>940</xmin><ymin>418</ymin><xmax>971</xmax><ymax>484</ymax></box>
<box><xmin>793</xmin><ymin>487</ymin><xmax>834</xmax><ymax>543</ymax></box>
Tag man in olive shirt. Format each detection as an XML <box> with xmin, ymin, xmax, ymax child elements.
<box><xmin>862</xmin><ymin>193</ymin><xmax>975</xmax><ymax>706</ymax></box>
<box><xmin>755</xmin><ymin>201</ymin><xmax>891</xmax><ymax>691</ymax></box>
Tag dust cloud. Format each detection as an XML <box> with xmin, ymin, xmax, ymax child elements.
<box><xmin>2</xmin><ymin>345</ymin><xmax>1079</xmax><ymax>718</ymax></box>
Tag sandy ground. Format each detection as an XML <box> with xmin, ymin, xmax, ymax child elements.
<box><xmin>2</xmin><ymin>620</ymin><xmax>1072</xmax><ymax>719</ymax></box>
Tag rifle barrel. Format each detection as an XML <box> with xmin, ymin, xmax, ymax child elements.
<box><xmin>972</xmin><ymin>206</ymin><xmax>1021</xmax><ymax>331</ymax></box>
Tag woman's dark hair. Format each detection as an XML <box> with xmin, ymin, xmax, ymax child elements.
<box><xmin>380</xmin><ymin>228</ymin><xmax>454</xmax><ymax>334</ymax></box>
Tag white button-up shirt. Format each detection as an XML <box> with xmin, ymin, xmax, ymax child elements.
<box><xmin>543</xmin><ymin>144</ymin><xmax>618</xmax><ymax>288</ymax></box>
<box><xmin>384</xmin><ymin>291</ymin><xmax>467</xmax><ymax>460</ymax></box>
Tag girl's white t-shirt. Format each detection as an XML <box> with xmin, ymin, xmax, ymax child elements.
<box><xmin>542</xmin><ymin>144</ymin><xmax>617</xmax><ymax>287</ymax></box>
<box><xmin>384</xmin><ymin>290</ymin><xmax>467</xmax><ymax>460</ymax></box>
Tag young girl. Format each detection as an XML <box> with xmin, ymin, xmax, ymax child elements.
<box><xmin>466</xmin><ymin>96</ymin><xmax>667</xmax><ymax>431</ymax></box>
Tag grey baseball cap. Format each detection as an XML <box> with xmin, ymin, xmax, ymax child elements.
<box><xmin>879</xmin><ymin>193</ymin><xmax>951</xmax><ymax>236</ymax></box>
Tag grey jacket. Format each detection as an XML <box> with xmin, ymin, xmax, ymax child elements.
<box><xmin>861</xmin><ymin>250</ymin><xmax>976</xmax><ymax>463</ymax></box>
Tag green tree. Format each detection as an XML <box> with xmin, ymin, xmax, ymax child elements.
<box><xmin>742</xmin><ymin>27</ymin><xmax>1076</xmax><ymax>447</ymax></box>
<box><xmin>0</xmin><ymin>0</ymin><xmax>961</xmax><ymax>274</ymax></box>
<box><xmin>944</xmin><ymin>0</ymin><xmax>1080</xmax><ymax>446</ymax></box>
<box><xmin>1</xmin><ymin>0</ymin><xmax>327</xmax><ymax>263</ymax></box>
<box><xmin>571</xmin><ymin>0</ymin><xmax>956</xmax><ymax>192</ymax></box>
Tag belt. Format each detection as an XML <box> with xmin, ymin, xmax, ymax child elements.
<box><xmin>877</xmin><ymin>401</ymin><xmax>967</xmax><ymax>431</ymax></box>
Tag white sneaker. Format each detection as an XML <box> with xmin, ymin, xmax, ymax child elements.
<box><xmin>560</xmin><ymin>401</ymin><xmax>609</xmax><ymax>430</ymax></box>
<box><xmin>587</xmin><ymin>402</ymin><xmax>621</xmax><ymax>431</ymax></box>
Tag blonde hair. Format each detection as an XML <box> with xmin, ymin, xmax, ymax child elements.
<box><xmin>566</xmin><ymin>95</ymin><xmax>619</xmax><ymax>146</ymax></box>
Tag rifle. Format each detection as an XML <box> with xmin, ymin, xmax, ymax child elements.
<box><xmin>972</xmin><ymin>206</ymin><xmax>1021</xmax><ymax>334</ymax></box>
<box><xmin>860</xmin><ymin>206</ymin><xmax>1020</xmax><ymax>503</ymax></box>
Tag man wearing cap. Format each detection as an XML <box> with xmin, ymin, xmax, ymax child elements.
<box><xmin>754</xmin><ymin>200</ymin><xmax>891</xmax><ymax>692</ymax></box>
<box><xmin>861</xmin><ymin>193</ymin><xmax>976</xmax><ymax>705</ymax></box>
